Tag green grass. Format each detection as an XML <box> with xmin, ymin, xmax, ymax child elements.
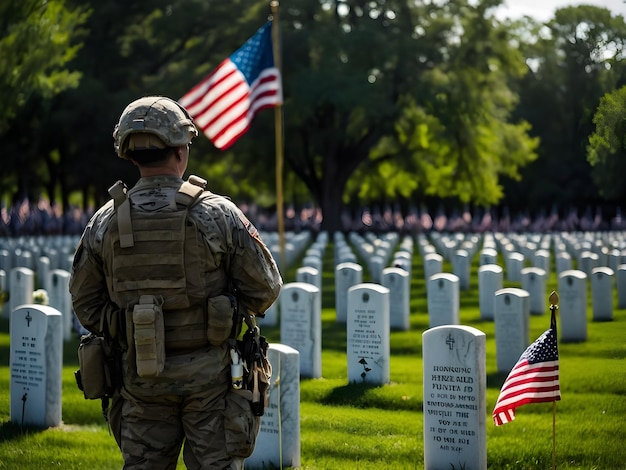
<box><xmin>1</xmin><ymin>235</ymin><xmax>625</xmax><ymax>469</ymax></box>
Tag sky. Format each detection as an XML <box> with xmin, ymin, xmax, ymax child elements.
<box><xmin>496</xmin><ymin>0</ymin><xmax>626</xmax><ymax>22</ymax></box>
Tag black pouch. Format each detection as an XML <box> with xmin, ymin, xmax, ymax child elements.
<box><xmin>233</xmin><ymin>322</ymin><xmax>272</xmax><ymax>416</ymax></box>
<box><xmin>75</xmin><ymin>333</ymin><xmax>115</xmax><ymax>399</ymax></box>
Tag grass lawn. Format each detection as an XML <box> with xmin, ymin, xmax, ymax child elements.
<box><xmin>1</xmin><ymin>233</ymin><xmax>625</xmax><ymax>469</ymax></box>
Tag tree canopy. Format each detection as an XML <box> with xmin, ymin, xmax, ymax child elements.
<box><xmin>1</xmin><ymin>0</ymin><xmax>625</xmax><ymax>232</ymax></box>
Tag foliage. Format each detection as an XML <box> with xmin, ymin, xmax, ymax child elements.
<box><xmin>0</xmin><ymin>0</ymin><xmax>88</xmax><ymax>133</ymax></box>
<box><xmin>504</xmin><ymin>5</ymin><xmax>626</xmax><ymax>214</ymax></box>
<box><xmin>1</xmin><ymin>2</ymin><xmax>626</xmax><ymax>230</ymax></box>
<box><xmin>587</xmin><ymin>86</ymin><xmax>626</xmax><ymax>202</ymax></box>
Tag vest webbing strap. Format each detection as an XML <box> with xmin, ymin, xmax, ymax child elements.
<box><xmin>175</xmin><ymin>175</ymin><xmax>207</xmax><ymax>207</ymax></box>
<box><xmin>109</xmin><ymin>176</ymin><xmax>208</xmax><ymax>249</ymax></box>
<box><xmin>108</xmin><ymin>181</ymin><xmax>134</xmax><ymax>248</ymax></box>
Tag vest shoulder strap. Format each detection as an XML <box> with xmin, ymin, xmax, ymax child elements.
<box><xmin>108</xmin><ymin>180</ymin><xmax>134</xmax><ymax>248</ymax></box>
<box><xmin>176</xmin><ymin>175</ymin><xmax>207</xmax><ymax>207</ymax></box>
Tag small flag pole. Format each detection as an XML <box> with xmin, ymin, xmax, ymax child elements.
<box><xmin>549</xmin><ymin>291</ymin><xmax>559</xmax><ymax>470</ymax></box>
<box><xmin>270</xmin><ymin>0</ymin><xmax>286</xmax><ymax>272</ymax></box>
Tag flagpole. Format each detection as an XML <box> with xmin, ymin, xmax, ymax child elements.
<box><xmin>270</xmin><ymin>0</ymin><xmax>286</xmax><ymax>272</ymax></box>
<box><xmin>549</xmin><ymin>291</ymin><xmax>559</xmax><ymax>470</ymax></box>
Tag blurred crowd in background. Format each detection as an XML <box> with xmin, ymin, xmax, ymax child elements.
<box><xmin>3</xmin><ymin>197</ymin><xmax>624</xmax><ymax>238</ymax></box>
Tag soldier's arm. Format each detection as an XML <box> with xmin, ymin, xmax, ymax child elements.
<box><xmin>228</xmin><ymin>206</ymin><xmax>282</xmax><ymax>316</ymax></box>
<box><xmin>70</xmin><ymin>237</ymin><xmax>125</xmax><ymax>343</ymax></box>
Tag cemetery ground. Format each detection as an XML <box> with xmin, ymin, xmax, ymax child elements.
<box><xmin>0</xmin><ymin>236</ymin><xmax>625</xmax><ymax>469</ymax></box>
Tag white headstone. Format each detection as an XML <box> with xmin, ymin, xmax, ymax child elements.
<box><xmin>533</xmin><ymin>249</ymin><xmax>550</xmax><ymax>273</ymax></box>
<box><xmin>555</xmin><ymin>252</ymin><xmax>572</xmax><ymax>275</ymax></box>
<box><xmin>478</xmin><ymin>248</ymin><xmax>498</xmax><ymax>266</ymax></box>
<box><xmin>505</xmin><ymin>252</ymin><xmax>524</xmax><ymax>282</ymax></box>
<box><xmin>248</xmin><ymin>343</ymin><xmax>300</xmax><ymax>469</ymax></box>
<box><xmin>478</xmin><ymin>265</ymin><xmax>503</xmax><ymax>321</ymax></box>
<box><xmin>521</xmin><ymin>267</ymin><xmax>547</xmax><ymax>315</ymax></box>
<box><xmin>422</xmin><ymin>325</ymin><xmax>487</xmax><ymax>470</ymax></box>
<box><xmin>48</xmin><ymin>269</ymin><xmax>73</xmax><ymax>341</ymax></box>
<box><xmin>347</xmin><ymin>284</ymin><xmax>390</xmax><ymax>385</ymax></box>
<box><xmin>591</xmin><ymin>267</ymin><xmax>614</xmax><ymax>322</ymax></box>
<box><xmin>280</xmin><ymin>282</ymin><xmax>322</xmax><ymax>378</ymax></box>
<box><xmin>259</xmin><ymin>300</ymin><xmax>278</xmax><ymax>328</ymax></box>
<box><xmin>558</xmin><ymin>270</ymin><xmax>588</xmax><ymax>342</ymax></box>
<box><xmin>427</xmin><ymin>274</ymin><xmax>460</xmax><ymax>328</ymax></box>
<box><xmin>10</xmin><ymin>304</ymin><xmax>63</xmax><ymax>428</ymax></box>
<box><xmin>9</xmin><ymin>267</ymin><xmax>35</xmax><ymax>317</ymax></box>
<box><xmin>494</xmin><ymin>288</ymin><xmax>530</xmax><ymax>373</ymax></box>
<box><xmin>617</xmin><ymin>264</ymin><xmax>626</xmax><ymax>309</ymax></box>
<box><xmin>381</xmin><ymin>267</ymin><xmax>410</xmax><ymax>331</ymax></box>
<box><xmin>452</xmin><ymin>250</ymin><xmax>471</xmax><ymax>290</ymax></box>
<box><xmin>296</xmin><ymin>266</ymin><xmax>321</xmax><ymax>293</ymax></box>
<box><xmin>335</xmin><ymin>262</ymin><xmax>363</xmax><ymax>323</ymax></box>
<box><xmin>424</xmin><ymin>253</ymin><xmax>443</xmax><ymax>282</ymax></box>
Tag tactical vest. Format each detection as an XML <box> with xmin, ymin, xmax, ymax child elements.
<box><xmin>105</xmin><ymin>175</ymin><xmax>213</xmax><ymax>351</ymax></box>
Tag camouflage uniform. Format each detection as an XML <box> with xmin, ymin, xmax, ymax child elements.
<box><xmin>70</xmin><ymin>97</ymin><xmax>282</xmax><ymax>469</ymax></box>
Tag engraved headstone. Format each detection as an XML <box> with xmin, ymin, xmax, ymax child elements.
<box><xmin>494</xmin><ymin>288</ymin><xmax>530</xmax><ymax>373</ymax></box>
<box><xmin>10</xmin><ymin>304</ymin><xmax>63</xmax><ymax>428</ymax></box>
<box><xmin>558</xmin><ymin>270</ymin><xmax>588</xmax><ymax>342</ymax></box>
<box><xmin>422</xmin><ymin>325</ymin><xmax>487</xmax><ymax>470</ymax></box>
<box><xmin>424</xmin><ymin>253</ymin><xmax>443</xmax><ymax>282</ymax></box>
<box><xmin>296</xmin><ymin>266</ymin><xmax>321</xmax><ymax>293</ymax></box>
<box><xmin>335</xmin><ymin>262</ymin><xmax>363</xmax><ymax>323</ymax></box>
<box><xmin>591</xmin><ymin>267</ymin><xmax>614</xmax><ymax>322</ymax></box>
<box><xmin>521</xmin><ymin>267</ymin><xmax>547</xmax><ymax>315</ymax></box>
<box><xmin>248</xmin><ymin>343</ymin><xmax>300</xmax><ymax>469</ymax></box>
<box><xmin>555</xmin><ymin>252</ymin><xmax>572</xmax><ymax>275</ymax></box>
<box><xmin>9</xmin><ymin>267</ymin><xmax>35</xmax><ymax>317</ymax></box>
<box><xmin>427</xmin><ymin>273</ymin><xmax>460</xmax><ymax>328</ymax></box>
<box><xmin>478</xmin><ymin>248</ymin><xmax>498</xmax><ymax>267</ymax></box>
<box><xmin>381</xmin><ymin>267</ymin><xmax>410</xmax><ymax>331</ymax></box>
<box><xmin>452</xmin><ymin>250</ymin><xmax>471</xmax><ymax>290</ymax></box>
<box><xmin>48</xmin><ymin>269</ymin><xmax>73</xmax><ymax>341</ymax></box>
<box><xmin>347</xmin><ymin>284</ymin><xmax>390</xmax><ymax>385</ymax></box>
<box><xmin>280</xmin><ymin>282</ymin><xmax>322</xmax><ymax>378</ymax></box>
<box><xmin>478</xmin><ymin>265</ymin><xmax>503</xmax><ymax>321</ymax></box>
<box><xmin>505</xmin><ymin>252</ymin><xmax>524</xmax><ymax>283</ymax></box>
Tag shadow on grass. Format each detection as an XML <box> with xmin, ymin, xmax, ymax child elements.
<box><xmin>0</xmin><ymin>419</ymin><xmax>46</xmax><ymax>441</ymax></box>
<box><xmin>320</xmin><ymin>381</ymin><xmax>382</xmax><ymax>407</ymax></box>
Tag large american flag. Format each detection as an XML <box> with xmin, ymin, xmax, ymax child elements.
<box><xmin>180</xmin><ymin>21</ymin><xmax>282</xmax><ymax>150</ymax></box>
<box><xmin>492</xmin><ymin>312</ymin><xmax>561</xmax><ymax>426</ymax></box>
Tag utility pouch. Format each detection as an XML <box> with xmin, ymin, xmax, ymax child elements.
<box><xmin>206</xmin><ymin>294</ymin><xmax>236</xmax><ymax>346</ymax></box>
<box><xmin>76</xmin><ymin>333</ymin><xmax>114</xmax><ymax>400</ymax></box>
<box><xmin>232</xmin><ymin>312</ymin><xmax>272</xmax><ymax>416</ymax></box>
<box><xmin>132</xmin><ymin>295</ymin><xmax>165</xmax><ymax>377</ymax></box>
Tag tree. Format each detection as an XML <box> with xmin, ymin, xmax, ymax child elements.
<box><xmin>0</xmin><ymin>0</ymin><xmax>87</xmax><ymax>133</ymax></box>
<box><xmin>275</xmin><ymin>0</ymin><xmax>537</xmax><ymax>231</ymax></box>
<box><xmin>587</xmin><ymin>86</ymin><xmax>626</xmax><ymax>202</ymax></box>
<box><xmin>504</xmin><ymin>5</ymin><xmax>626</xmax><ymax>215</ymax></box>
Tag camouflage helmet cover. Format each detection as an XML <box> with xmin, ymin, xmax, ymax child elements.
<box><xmin>113</xmin><ymin>96</ymin><xmax>198</xmax><ymax>159</ymax></box>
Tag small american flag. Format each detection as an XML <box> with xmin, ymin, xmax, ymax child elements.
<box><xmin>492</xmin><ymin>311</ymin><xmax>561</xmax><ymax>426</ymax></box>
<box><xmin>180</xmin><ymin>21</ymin><xmax>282</xmax><ymax>150</ymax></box>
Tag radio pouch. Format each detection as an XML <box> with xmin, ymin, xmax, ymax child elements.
<box><xmin>232</xmin><ymin>310</ymin><xmax>272</xmax><ymax>416</ymax></box>
<box><xmin>132</xmin><ymin>295</ymin><xmax>165</xmax><ymax>377</ymax></box>
<box><xmin>76</xmin><ymin>333</ymin><xmax>115</xmax><ymax>400</ymax></box>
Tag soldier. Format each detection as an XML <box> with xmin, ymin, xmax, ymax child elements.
<box><xmin>70</xmin><ymin>96</ymin><xmax>282</xmax><ymax>469</ymax></box>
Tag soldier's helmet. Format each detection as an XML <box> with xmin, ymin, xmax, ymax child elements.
<box><xmin>113</xmin><ymin>96</ymin><xmax>198</xmax><ymax>159</ymax></box>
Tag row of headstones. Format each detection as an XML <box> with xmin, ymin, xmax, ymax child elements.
<box><xmin>420</xmin><ymin>231</ymin><xmax>626</xmax><ymax>288</ymax></box>
<box><xmin>254</xmin><ymin>231</ymin><xmax>625</xmax><ymax>468</ymax></box>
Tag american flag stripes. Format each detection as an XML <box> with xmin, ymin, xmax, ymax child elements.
<box><xmin>180</xmin><ymin>22</ymin><xmax>282</xmax><ymax>150</ymax></box>
<box><xmin>492</xmin><ymin>311</ymin><xmax>561</xmax><ymax>426</ymax></box>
